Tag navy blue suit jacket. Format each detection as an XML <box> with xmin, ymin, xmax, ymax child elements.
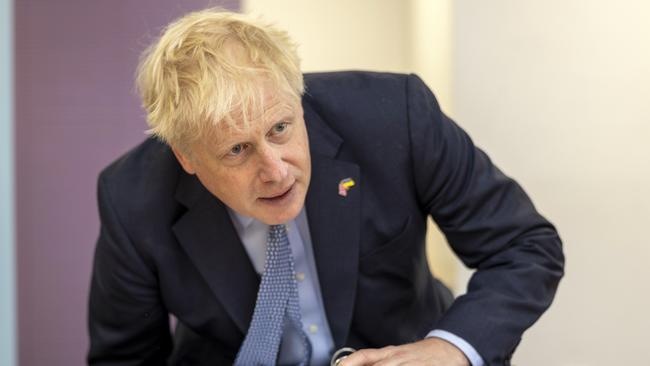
<box><xmin>88</xmin><ymin>72</ymin><xmax>564</xmax><ymax>366</ymax></box>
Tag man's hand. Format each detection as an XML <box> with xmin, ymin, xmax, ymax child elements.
<box><xmin>338</xmin><ymin>337</ymin><xmax>470</xmax><ymax>366</ymax></box>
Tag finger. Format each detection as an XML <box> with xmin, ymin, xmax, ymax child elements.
<box><xmin>338</xmin><ymin>346</ymin><xmax>396</xmax><ymax>366</ymax></box>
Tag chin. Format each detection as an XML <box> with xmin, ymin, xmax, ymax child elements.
<box><xmin>263</xmin><ymin>197</ymin><xmax>305</xmax><ymax>225</ymax></box>
<box><xmin>263</xmin><ymin>207</ymin><xmax>300</xmax><ymax>225</ymax></box>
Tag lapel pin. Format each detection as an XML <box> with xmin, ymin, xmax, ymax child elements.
<box><xmin>338</xmin><ymin>178</ymin><xmax>356</xmax><ymax>197</ymax></box>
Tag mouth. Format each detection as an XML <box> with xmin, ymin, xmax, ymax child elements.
<box><xmin>259</xmin><ymin>183</ymin><xmax>295</xmax><ymax>204</ymax></box>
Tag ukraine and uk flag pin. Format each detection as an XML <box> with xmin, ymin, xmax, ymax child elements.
<box><xmin>338</xmin><ymin>178</ymin><xmax>355</xmax><ymax>197</ymax></box>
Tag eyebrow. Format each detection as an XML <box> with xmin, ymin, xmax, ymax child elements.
<box><xmin>212</xmin><ymin>108</ymin><xmax>296</xmax><ymax>153</ymax></box>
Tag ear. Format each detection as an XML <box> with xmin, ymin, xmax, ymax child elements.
<box><xmin>171</xmin><ymin>146</ymin><xmax>197</xmax><ymax>175</ymax></box>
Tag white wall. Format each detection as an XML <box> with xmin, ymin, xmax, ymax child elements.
<box><xmin>454</xmin><ymin>1</ymin><xmax>650</xmax><ymax>365</ymax></box>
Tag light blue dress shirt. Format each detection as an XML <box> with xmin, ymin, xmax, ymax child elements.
<box><xmin>227</xmin><ymin>208</ymin><xmax>484</xmax><ymax>366</ymax></box>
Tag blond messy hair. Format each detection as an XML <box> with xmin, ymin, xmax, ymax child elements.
<box><xmin>135</xmin><ymin>8</ymin><xmax>304</xmax><ymax>149</ymax></box>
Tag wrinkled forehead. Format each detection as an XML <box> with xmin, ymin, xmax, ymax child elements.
<box><xmin>204</xmin><ymin>81</ymin><xmax>301</xmax><ymax>145</ymax></box>
<box><xmin>226</xmin><ymin>80</ymin><xmax>299</xmax><ymax>127</ymax></box>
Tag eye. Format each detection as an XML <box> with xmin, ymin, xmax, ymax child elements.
<box><xmin>227</xmin><ymin>143</ymin><xmax>249</xmax><ymax>157</ymax></box>
<box><xmin>272</xmin><ymin>122</ymin><xmax>288</xmax><ymax>134</ymax></box>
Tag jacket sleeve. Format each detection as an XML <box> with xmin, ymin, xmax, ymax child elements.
<box><xmin>406</xmin><ymin>74</ymin><xmax>564</xmax><ymax>365</ymax></box>
<box><xmin>87</xmin><ymin>171</ymin><xmax>172</xmax><ymax>365</ymax></box>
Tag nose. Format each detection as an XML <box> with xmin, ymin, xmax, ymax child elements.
<box><xmin>257</xmin><ymin>145</ymin><xmax>288</xmax><ymax>183</ymax></box>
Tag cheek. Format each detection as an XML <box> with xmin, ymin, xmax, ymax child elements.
<box><xmin>216</xmin><ymin>171</ymin><xmax>255</xmax><ymax>198</ymax></box>
<box><xmin>285</xmin><ymin>147</ymin><xmax>309</xmax><ymax>175</ymax></box>
<box><xmin>197</xmin><ymin>166</ymin><xmax>254</xmax><ymax>204</ymax></box>
<box><xmin>222</xmin><ymin>169</ymin><xmax>259</xmax><ymax>202</ymax></box>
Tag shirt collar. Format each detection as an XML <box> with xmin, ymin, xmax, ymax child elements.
<box><xmin>226</xmin><ymin>207</ymin><xmax>304</xmax><ymax>231</ymax></box>
<box><xmin>227</xmin><ymin>208</ymin><xmax>256</xmax><ymax>230</ymax></box>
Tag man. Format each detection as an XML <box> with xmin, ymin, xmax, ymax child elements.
<box><xmin>88</xmin><ymin>9</ymin><xmax>564</xmax><ymax>366</ymax></box>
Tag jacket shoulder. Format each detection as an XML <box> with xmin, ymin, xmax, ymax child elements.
<box><xmin>97</xmin><ymin>138</ymin><xmax>183</xmax><ymax>223</ymax></box>
<box><xmin>304</xmin><ymin>71</ymin><xmax>410</xmax><ymax>97</ymax></box>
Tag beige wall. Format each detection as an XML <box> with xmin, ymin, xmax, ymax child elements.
<box><xmin>243</xmin><ymin>1</ymin><xmax>650</xmax><ymax>364</ymax></box>
<box><xmin>243</xmin><ymin>0</ymin><xmax>411</xmax><ymax>73</ymax></box>
<box><xmin>408</xmin><ymin>0</ymin><xmax>464</xmax><ymax>291</ymax></box>
<box><xmin>454</xmin><ymin>1</ymin><xmax>650</xmax><ymax>365</ymax></box>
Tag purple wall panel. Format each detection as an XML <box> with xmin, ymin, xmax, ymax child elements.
<box><xmin>15</xmin><ymin>1</ymin><xmax>239</xmax><ymax>365</ymax></box>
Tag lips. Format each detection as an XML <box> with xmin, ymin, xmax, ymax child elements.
<box><xmin>260</xmin><ymin>183</ymin><xmax>294</xmax><ymax>201</ymax></box>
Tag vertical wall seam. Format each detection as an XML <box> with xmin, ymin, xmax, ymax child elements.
<box><xmin>0</xmin><ymin>0</ymin><xmax>17</xmax><ymax>365</ymax></box>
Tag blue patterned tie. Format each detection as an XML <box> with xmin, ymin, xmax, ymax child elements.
<box><xmin>235</xmin><ymin>224</ymin><xmax>312</xmax><ymax>365</ymax></box>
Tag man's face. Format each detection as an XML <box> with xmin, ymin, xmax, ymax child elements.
<box><xmin>173</xmin><ymin>84</ymin><xmax>311</xmax><ymax>225</ymax></box>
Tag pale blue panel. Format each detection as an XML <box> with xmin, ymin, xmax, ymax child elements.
<box><xmin>0</xmin><ymin>0</ymin><xmax>17</xmax><ymax>365</ymax></box>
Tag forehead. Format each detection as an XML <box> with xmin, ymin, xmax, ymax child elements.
<box><xmin>205</xmin><ymin>83</ymin><xmax>300</xmax><ymax>145</ymax></box>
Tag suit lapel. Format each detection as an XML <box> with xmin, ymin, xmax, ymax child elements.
<box><xmin>304</xmin><ymin>102</ymin><xmax>361</xmax><ymax>348</ymax></box>
<box><xmin>172</xmin><ymin>173</ymin><xmax>259</xmax><ymax>335</ymax></box>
